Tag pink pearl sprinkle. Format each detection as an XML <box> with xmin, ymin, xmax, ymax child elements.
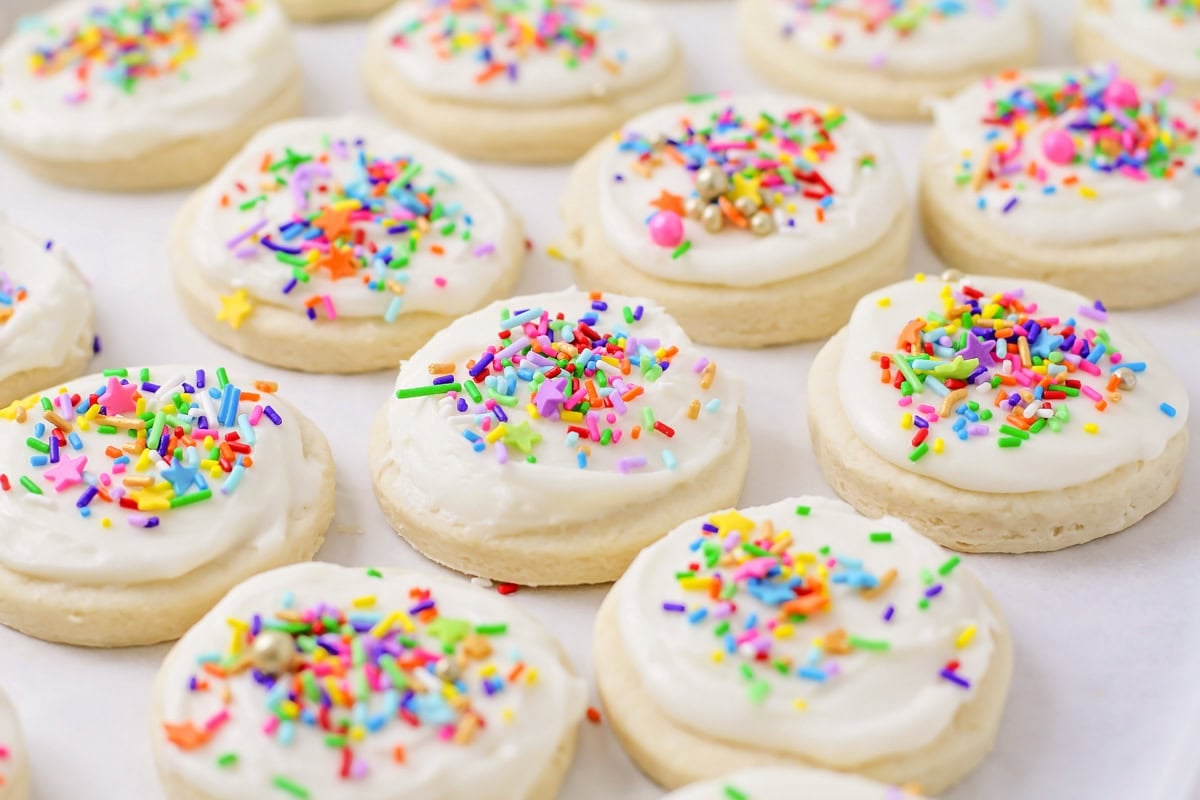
<box><xmin>1104</xmin><ymin>79</ymin><xmax>1140</xmax><ymax>109</ymax></box>
<box><xmin>648</xmin><ymin>211</ymin><xmax>684</xmax><ymax>248</ymax></box>
<box><xmin>1042</xmin><ymin>128</ymin><xmax>1076</xmax><ymax>165</ymax></box>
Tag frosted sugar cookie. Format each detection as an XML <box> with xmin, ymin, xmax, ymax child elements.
<box><xmin>0</xmin><ymin>689</ymin><xmax>28</xmax><ymax>800</ymax></box>
<box><xmin>809</xmin><ymin>274</ymin><xmax>1189</xmax><ymax>553</ymax></box>
<box><xmin>0</xmin><ymin>366</ymin><xmax>335</xmax><ymax>646</ymax></box>
<box><xmin>921</xmin><ymin>66</ymin><xmax>1200</xmax><ymax>308</ymax></box>
<box><xmin>594</xmin><ymin>497</ymin><xmax>1012</xmax><ymax>794</ymax></box>
<box><xmin>0</xmin><ymin>218</ymin><xmax>94</xmax><ymax>407</ymax></box>
<box><xmin>1075</xmin><ymin>0</ymin><xmax>1200</xmax><ymax>97</ymax></box>
<box><xmin>153</xmin><ymin>562</ymin><xmax>587</xmax><ymax>800</ymax></box>
<box><xmin>278</xmin><ymin>0</ymin><xmax>390</xmax><ymax>23</ymax></box>
<box><xmin>369</xmin><ymin>289</ymin><xmax>749</xmax><ymax>585</ymax></box>
<box><xmin>562</xmin><ymin>94</ymin><xmax>910</xmax><ymax>347</ymax></box>
<box><xmin>363</xmin><ymin>0</ymin><xmax>686</xmax><ymax>163</ymax></box>
<box><xmin>737</xmin><ymin>0</ymin><xmax>1037</xmax><ymax>120</ymax></box>
<box><xmin>171</xmin><ymin>117</ymin><xmax>525</xmax><ymax>373</ymax></box>
<box><xmin>0</xmin><ymin>0</ymin><xmax>301</xmax><ymax>191</ymax></box>
<box><xmin>663</xmin><ymin>767</ymin><xmax>927</xmax><ymax>800</ymax></box>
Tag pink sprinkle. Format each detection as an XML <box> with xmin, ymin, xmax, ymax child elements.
<box><xmin>692</xmin><ymin>357</ymin><xmax>709</xmax><ymax>374</ymax></box>
<box><xmin>321</xmin><ymin>295</ymin><xmax>337</xmax><ymax>321</ymax></box>
<box><xmin>917</xmin><ymin>404</ymin><xmax>936</xmax><ymax>414</ymax></box>
<box><xmin>897</xmin><ymin>397</ymin><xmax>913</xmax><ymax>407</ymax></box>
<box><xmin>249</xmin><ymin>405</ymin><xmax>264</xmax><ymax>426</ymax></box>
<box><xmin>1080</xmin><ymin>385</ymin><xmax>1103</xmax><ymax>401</ymax></box>
<box><xmin>1077</xmin><ymin>360</ymin><xmax>1101</xmax><ymax>377</ymax></box>
<box><xmin>434</xmin><ymin>277</ymin><xmax>447</xmax><ymax>287</ymax></box>
<box><xmin>205</xmin><ymin>710</ymin><xmax>230</xmax><ymax>732</ymax></box>
<box><xmin>263</xmin><ymin>717</ymin><xmax>280</xmax><ymax>736</ymax></box>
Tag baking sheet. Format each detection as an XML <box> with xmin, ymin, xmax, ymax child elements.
<box><xmin>1</xmin><ymin>2</ymin><xmax>1198</xmax><ymax>798</ymax></box>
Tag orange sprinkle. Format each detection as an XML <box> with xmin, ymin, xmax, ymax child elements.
<box><xmin>163</xmin><ymin>722</ymin><xmax>212</xmax><ymax>751</ymax></box>
<box><xmin>474</xmin><ymin>62</ymin><xmax>505</xmax><ymax>84</ymax></box>
<box><xmin>254</xmin><ymin>381</ymin><xmax>279</xmax><ymax>393</ymax></box>
<box><xmin>586</xmin><ymin>707</ymin><xmax>602</xmax><ymax>724</ymax></box>
<box><xmin>718</xmin><ymin>196</ymin><xmax>748</xmax><ymax>228</ymax></box>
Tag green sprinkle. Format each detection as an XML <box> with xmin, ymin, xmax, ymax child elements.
<box><xmin>216</xmin><ymin>753</ymin><xmax>238</xmax><ymax>768</ymax></box>
<box><xmin>19</xmin><ymin>476</ymin><xmax>42</xmax><ymax>495</ymax></box>
<box><xmin>463</xmin><ymin>380</ymin><xmax>483</xmax><ymax>404</ymax></box>
<box><xmin>997</xmin><ymin>437</ymin><xmax>1023</xmax><ymax>448</ymax></box>
<box><xmin>747</xmin><ymin>679</ymin><xmax>771</xmax><ymax>704</ymax></box>
<box><xmin>366</xmin><ymin>568</ymin><xmax>382</xmax><ymax>578</ymax></box>
<box><xmin>272</xmin><ymin>776</ymin><xmax>310</xmax><ymax>799</ymax></box>
<box><xmin>170</xmin><ymin>489</ymin><xmax>212</xmax><ymax>509</ymax></box>
<box><xmin>102</xmin><ymin>368</ymin><xmax>129</xmax><ymax>378</ymax></box>
<box><xmin>909</xmin><ymin>442</ymin><xmax>930</xmax><ymax>461</ymax></box>
<box><xmin>848</xmin><ymin>636</ymin><xmax>891</xmax><ymax>652</ymax></box>
<box><xmin>795</xmin><ymin>505</ymin><xmax>810</xmax><ymax>516</ymax></box>
<box><xmin>216</xmin><ymin>367</ymin><xmax>230</xmax><ymax>389</ymax></box>
<box><xmin>474</xmin><ymin>623</ymin><xmax>508</xmax><ymax>636</ymax></box>
<box><xmin>395</xmin><ymin>383</ymin><xmax>462</xmax><ymax>399</ymax></box>
<box><xmin>999</xmin><ymin>424</ymin><xmax>1030</xmax><ymax>440</ymax></box>
<box><xmin>96</xmin><ymin>425</ymin><xmax>118</xmax><ymax>435</ymax></box>
<box><xmin>938</xmin><ymin>556</ymin><xmax>961</xmax><ymax>576</ymax></box>
<box><xmin>869</xmin><ymin>532</ymin><xmax>892</xmax><ymax>543</ymax></box>
<box><xmin>25</xmin><ymin>437</ymin><xmax>49</xmax><ymax>454</ymax></box>
<box><xmin>724</xmin><ymin>787</ymin><xmax>750</xmax><ymax>800</ymax></box>
<box><xmin>671</xmin><ymin>240</ymin><xmax>692</xmax><ymax>259</ymax></box>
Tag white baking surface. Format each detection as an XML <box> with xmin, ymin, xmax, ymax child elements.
<box><xmin>1</xmin><ymin>2</ymin><xmax>1198</xmax><ymax>798</ymax></box>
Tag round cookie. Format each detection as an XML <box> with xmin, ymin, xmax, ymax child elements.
<box><xmin>561</xmin><ymin>94</ymin><xmax>911</xmax><ymax>347</ymax></box>
<box><xmin>369</xmin><ymin>289</ymin><xmax>750</xmax><ymax>586</ymax></box>
<box><xmin>921</xmin><ymin>66</ymin><xmax>1200</xmax><ymax>308</ymax></box>
<box><xmin>171</xmin><ymin>116</ymin><xmax>525</xmax><ymax>374</ymax></box>
<box><xmin>152</xmin><ymin>562</ymin><xmax>587</xmax><ymax>800</ymax></box>
<box><xmin>0</xmin><ymin>217</ymin><xmax>94</xmax><ymax>408</ymax></box>
<box><xmin>737</xmin><ymin>0</ymin><xmax>1037</xmax><ymax>120</ymax></box>
<box><xmin>363</xmin><ymin>0</ymin><xmax>686</xmax><ymax>164</ymax></box>
<box><xmin>663</xmin><ymin>767</ymin><xmax>927</xmax><ymax>800</ymax></box>
<box><xmin>277</xmin><ymin>0</ymin><xmax>390</xmax><ymax>23</ymax></box>
<box><xmin>1075</xmin><ymin>0</ymin><xmax>1200</xmax><ymax>97</ymax></box>
<box><xmin>0</xmin><ymin>0</ymin><xmax>302</xmax><ymax>191</ymax></box>
<box><xmin>0</xmin><ymin>688</ymin><xmax>28</xmax><ymax>800</ymax></box>
<box><xmin>809</xmin><ymin>274</ymin><xmax>1189</xmax><ymax>553</ymax></box>
<box><xmin>594</xmin><ymin>497</ymin><xmax>1012</xmax><ymax>795</ymax></box>
<box><xmin>0</xmin><ymin>366</ymin><xmax>335</xmax><ymax>647</ymax></box>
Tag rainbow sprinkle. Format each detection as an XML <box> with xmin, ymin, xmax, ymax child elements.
<box><xmin>0</xmin><ymin>273</ymin><xmax>28</xmax><ymax>328</ymax></box>
<box><xmin>615</xmin><ymin>101</ymin><xmax>867</xmax><ymax>249</ymax></box>
<box><xmin>22</xmin><ymin>0</ymin><xmax>263</xmax><ymax>104</ymax></box>
<box><xmin>873</xmin><ymin>281</ymin><xmax>1155</xmax><ymax>458</ymax></box>
<box><xmin>394</xmin><ymin>293</ymin><xmax>720</xmax><ymax>469</ymax></box>
<box><xmin>214</xmin><ymin>132</ymin><xmax>492</xmax><ymax>326</ymax></box>
<box><xmin>0</xmin><ymin>368</ymin><xmax>281</xmax><ymax>527</ymax></box>
<box><xmin>661</xmin><ymin>507</ymin><xmax>978</xmax><ymax>705</ymax></box>
<box><xmin>1151</xmin><ymin>0</ymin><xmax>1200</xmax><ymax>23</ymax></box>
<box><xmin>784</xmin><ymin>0</ymin><xmax>998</xmax><ymax>37</ymax></box>
<box><xmin>957</xmin><ymin>66</ymin><xmax>1199</xmax><ymax>209</ymax></box>
<box><xmin>389</xmin><ymin>0</ymin><xmax>624</xmax><ymax>85</ymax></box>
<box><xmin>163</xmin><ymin>575</ymin><xmax>543</xmax><ymax>790</ymax></box>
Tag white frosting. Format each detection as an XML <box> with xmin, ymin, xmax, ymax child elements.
<box><xmin>836</xmin><ymin>275</ymin><xmax>1189</xmax><ymax>494</ymax></box>
<box><xmin>0</xmin><ymin>217</ymin><xmax>92</xmax><ymax>385</ymax></box>
<box><xmin>0</xmin><ymin>366</ymin><xmax>325</xmax><ymax>584</ymax></box>
<box><xmin>191</xmin><ymin>117</ymin><xmax>520</xmax><ymax>321</ymax></box>
<box><xmin>597</xmin><ymin>94</ymin><xmax>906</xmax><ymax>287</ymax></box>
<box><xmin>616</xmin><ymin>497</ymin><xmax>1000</xmax><ymax>765</ymax></box>
<box><xmin>372</xmin><ymin>0</ymin><xmax>675</xmax><ymax>106</ymax></box>
<box><xmin>665</xmin><ymin>766</ymin><xmax>923</xmax><ymax>800</ymax></box>
<box><xmin>930</xmin><ymin>67</ymin><xmax>1200</xmax><ymax>246</ymax></box>
<box><xmin>382</xmin><ymin>290</ymin><xmax>743</xmax><ymax>535</ymax></box>
<box><xmin>766</xmin><ymin>0</ymin><xmax>1034</xmax><ymax>76</ymax></box>
<box><xmin>157</xmin><ymin>562</ymin><xmax>587</xmax><ymax>800</ymax></box>
<box><xmin>0</xmin><ymin>0</ymin><xmax>297</xmax><ymax>161</ymax></box>
<box><xmin>0</xmin><ymin>687</ymin><xmax>23</xmax><ymax>800</ymax></box>
<box><xmin>1082</xmin><ymin>0</ymin><xmax>1200</xmax><ymax>79</ymax></box>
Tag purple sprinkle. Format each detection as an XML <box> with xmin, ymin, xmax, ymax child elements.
<box><xmin>662</xmin><ymin>602</ymin><xmax>686</xmax><ymax>613</ymax></box>
<box><xmin>195</xmin><ymin>370</ymin><xmax>206</xmax><ymax>389</ymax></box>
<box><xmin>1002</xmin><ymin>197</ymin><xmax>1018</xmax><ymax>213</ymax></box>
<box><xmin>76</xmin><ymin>485</ymin><xmax>98</xmax><ymax>509</ymax></box>
<box><xmin>925</xmin><ymin>584</ymin><xmax>943</xmax><ymax>598</ymax></box>
<box><xmin>263</xmin><ymin>406</ymin><xmax>283</xmax><ymax>426</ymax></box>
<box><xmin>940</xmin><ymin>668</ymin><xmax>971</xmax><ymax>689</ymax></box>
<box><xmin>408</xmin><ymin>599</ymin><xmax>435</xmax><ymax>615</ymax></box>
<box><xmin>432</xmin><ymin>375</ymin><xmax>455</xmax><ymax>386</ymax></box>
<box><xmin>883</xmin><ymin>604</ymin><xmax>895</xmax><ymax>622</ymax></box>
<box><xmin>469</xmin><ymin>352</ymin><xmax>494</xmax><ymax>377</ymax></box>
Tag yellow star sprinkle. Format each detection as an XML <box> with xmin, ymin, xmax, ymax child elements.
<box><xmin>216</xmin><ymin>289</ymin><xmax>254</xmax><ymax>330</ymax></box>
<box><xmin>730</xmin><ymin>172</ymin><xmax>763</xmax><ymax>205</ymax></box>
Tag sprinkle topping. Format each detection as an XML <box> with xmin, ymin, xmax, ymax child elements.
<box><xmin>212</xmin><ymin>130</ymin><xmax>495</xmax><ymax>327</ymax></box>
<box><xmin>163</xmin><ymin>574</ymin><xmax>546</xmax><ymax>792</ymax></box>
<box><xmin>389</xmin><ymin>0</ymin><xmax>625</xmax><ymax>85</ymax></box>
<box><xmin>615</xmin><ymin>100</ymin><xmax>870</xmax><ymax>252</ymax></box>
<box><xmin>22</xmin><ymin>0</ymin><xmax>262</xmax><ymax>104</ymax></box>
<box><xmin>786</xmin><ymin>0</ymin><xmax>999</xmax><ymax>36</ymax></box>
<box><xmin>0</xmin><ymin>273</ymin><xmax>28</xmax><ymax>328</ymax></box>
<box><xmin>394</xmin><ymin>294</ymin><xmax>722</xmax><ymax>472</ymax></box>
<box><xmin>957</xmin><ymin>66</ymin><xmax>1199</xmax><ymax>210</ymax></box>
<box><xmin>0</xmin><ymin>367</ymin><xmax>282</xmax><ymax>528</ymax></box>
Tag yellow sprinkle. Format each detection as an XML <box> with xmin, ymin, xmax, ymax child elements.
<box><xmin>545</xmin><ymin>245</ymin><xmax>565</xmax><ymax>260</ymax></box>
<box><xmin>560</xmin><ymin>411</ymin><xmax>584</xmax><ymax>423</ymax></box>
<box><xmin>1079</xmin><ymin>186</ymin><xmax>1098</xmax><ymax>200</ymax></box>
<box><xmin>792</xmin><ymin>699</ymin><xmax>807</xmax><ymax>711</ymax></box>
<box><xmin>677</xmin><ymin>577</ymin><xmax>714</xmax><ymax>592</ymax></box>
<box><xmin>1084</xmin><ymin>423</ymin><xmax>1099</xmax><ymax>434</ymax></box>
<box><xmin>710</xmin><ymin>651</ymin><xmax>725</xmax><ymax>663</ymax></box>
<box><xmin>351</xmin><ymin>595</ymin><xmax>376</xmax><ymax>609</ymax></box>
<box><xmin>914</xmin><ymin>272</ymin><xmax>926</xmax><ymax>282</ymax></box>
<box><xmin>525</xmin><ymin>668</ymin><xmax>539</xmax><ymax>685</ymax></box>
<box><xmin>773</xmin><ymin>625</ymin><xmax>794</xmax><ymax>640</ymax></box>
<box><xmin>933</xmin><ymin>437</ymin><xmax>945</xmax><ymax>454</ymax></box>
<box><xmin>877</xmin><ymin>296</ymin><xmax>891</xmax><ymax>308</ymax></box>
<box><xmin>479</xmin><ymin>664</ymin><xmax>497</xmax><ymax>678</ymax></box>
<box><xmin>900</xmin><ymin>412</ymin><xmax>913</xmax><ymax>430</ymax></box>
<box><xmin>349</xmin><ymin>726</ymin><xmax>366</xmax><ymax>743</ymax></box>
<box><xmin>485</xmin><ymin>423</ymin><xmax>508</xmax><ymax>444</ymax></box>
<box><xmin>226</xmin><ymin>618</ymin><xmax>249</xmax><ymax>631</ymax></box>
<box><xmin>526</xmin><ymin>403</ymin><xmax>540</xmax><ymax>420</ymax></box>
<box><xmin>100</xmin><ymin>517</ymin><xmax>111</xmax><ymax>529</ymax></box>
<box><xmin>502</xmin><ymin>708</ymin><xmax>515</xmax><ymax>722</ymax></box>
<box><xmin>955</xmin><ymin>624</ymin><xmax>977</xmax><ymax>649</ymax></box>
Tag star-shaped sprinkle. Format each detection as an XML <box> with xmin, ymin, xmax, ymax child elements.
<box><xmin>503</xmin><ymin>421</ymin><xmax>543</xmax><ymax>455</ymax></box>
<box><xmin>317</xmin><ymin>246</ymin><xmax>358</xmax><ymax>281</ymax></box>
<box><xmin>955</xmin><ymin>333</ymin><xmax>996</xmax><ymax>364</ymax></box>
<box><xmin>217</xmin><ymin>289</ymin><xmax>254</xmax><ymax>330</ymax></box>
<box><xmin>932</xmin><ymin>357</ymin><xmax>979</xmax><ymax>380</ymax></box>
<box><xmin>160</xmin><ymin>461</ymin><xmax>199</xmax><ymax>496</ymax></box>
<box><xmin>731</xmin><ymin>172</ymin><xmax>763</xmax><ymax>205</ymax></box>
<box><xmin>649</xmin><ymin>189</ymin><xmax>686</xmax><ymax>216</ymax></box>
<box><xmin>709</xmin><ymin>509</ymin><xmax>757</xmax><ymax>536</ymax></box>
<box><xmin>533</xmin><ymin>377</ymin><xmax>566</xmax><ymax>418</ymax></box>
<box><xmin>101</xmin><ymin>377</ymin><xmax>139</xmax><ymax>415</ymax></box>
<box><xmin>312</xmin><ymin>207</ymin><xmax>353</xmax><ymax>242</ymax></box>
<box><xmin>131</xmin><ymin>482</ymin><xmax>174</xmax><ymax>512</ymax></box>
<box><xmin>43</xmin><ymin>454</ymin><xmax>87</xmax><ymax>492</ymax></box>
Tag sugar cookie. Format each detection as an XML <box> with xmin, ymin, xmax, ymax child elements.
<box><xmin>562</xmin><ymin>94</ymin><xmax>910</xmax><ymax>347</ymax></box>
<box><xmin>171</xmin><ymin>117</ymin><xmax>525</xmax><ymax>373</ymax></box>
<box><xmin>0</xmin><ymin>366</ymin><xmax>335</xmax><ymax>646</ymax></box>
<box><xmin>736</xmin><ymin>0</ymin><xmax>1037</xmax><ymax>120</ymax></box>
<box><xmin>663</xmin><ymin>767</ymin><xmax>928</xmax><ymax>800</ymax></box>
<box><xmin>594</xmin><ymin>497</ymin><xmax>1012</xmax><ymax>795</ymax></box>
<box><xmin>0</xmin><ymin>217</ymin><xmax>94</xmax><ymax>408</ymax></box>
<box><xmin>921</xmin><ymin>66</ymin><xmax>1200</xmax><ymax>308</ymax></box>
<box><xmin>369</xmin><ymin>289</ymin><xmax>749</xmax><ymax>585</ymax></box>
<box><xmin>278</xmin><ymin>0</ymin><xmax>390</xmax><ymax>22</ymax></box>
<box><xmin>0</xmin><ymin>0</ymin><xmax>301</xmax><ymax>191</ymax></box>
<box><xmin>0</xmin><ymin>688</ymin><xmax>28</xmax><ymax>800</ymax></box>
<box><xmin>363</xmin><ymin>0</ymin><xmax>686</xmax><ymax>163</ymax></box>
<box><xmin>809</xmin><ymin>274</ymin><xmax>1189</xmax><ymax>553</ymax></box>
<box><xmin>152</xmin><ymin>562</ymin><xmax>587</xmax><ymax>800</ymax></box>
<box><xmin>1075</xmin><ymin>0</ymin><xmax>1200</xmax><ymax>97</ymax></box>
